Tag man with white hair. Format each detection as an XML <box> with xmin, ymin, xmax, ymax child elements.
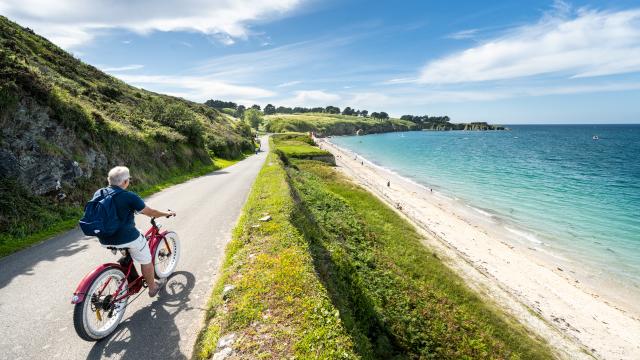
<box><xmin>96</xmin><ymin>166</ymin><xmax>176</xmax><ymax>297</ymax></box>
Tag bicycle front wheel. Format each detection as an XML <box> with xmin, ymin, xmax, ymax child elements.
<box><xmin>73</xmin><ymin>267</ymin><xmax>128</xmax><ymax>341</ymax></box>
<box><xmin>154</xmin><ymin>231</ymin><xmax>180</xmax><ymax>278</ymax></box>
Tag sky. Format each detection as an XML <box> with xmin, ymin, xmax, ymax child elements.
<box><xmin>2</xmin><ymin>0</ymin><xmax>640</xmax><ymax>124</ymax></box>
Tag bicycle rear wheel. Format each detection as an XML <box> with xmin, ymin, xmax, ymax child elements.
<box><xmin>154</xmin><ymin>231</ymin><xmax>180</xmax><ymax>279</ymax></box>
<box><xmin>73</xmin><ymin>267</ymin><xmax>128</xmax><ymax>341</ymax></box>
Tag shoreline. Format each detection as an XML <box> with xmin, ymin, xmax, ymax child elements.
<box><xmin>319</xmin><ymin>137</ymin><xmax>640</xmax><ymax>359</ymax></box>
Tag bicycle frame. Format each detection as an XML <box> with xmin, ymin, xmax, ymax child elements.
<box><xmin>71</xmin><ymin>219</ymin><xmax>172</xmax><ymax>305</ymax></box>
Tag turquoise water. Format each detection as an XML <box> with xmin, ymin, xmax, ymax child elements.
<box><xmin>331</xmin><ymin>125</ymin><xmax>640</xmax><ymax>289</ymax></box>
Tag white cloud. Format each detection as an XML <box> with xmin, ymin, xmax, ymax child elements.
<box><xmin>419</xmin><ymin>7</ymin><xmax>640</xmax><ymax>84</ymax></box>
<box><xmin>446</xmin><ymin>29</ymin><xmax>479</xmax><ymax>40</ymax></box>
<box><xmin>115</xmin><ymin>74</ymin><xmax>275</xmax><ymax>102</ymax></box>
<box><xmin>276</xmin><ymin>80</ymin><xmax>301</xmax><ymax>87</ymax></box>
<box><xmin>101</xmin><ymin>64</ymin><xmax>144</xmax><ymax>72</ymax></box>
<box><xmin>1</xmin><ymin>0</ymin><xmax>304</xmax><ymax>48</ymax></box>
<box><xmin>280</xmin><ymin>90</ymin><xmax>340</xmax><ymax>107</ymax></box>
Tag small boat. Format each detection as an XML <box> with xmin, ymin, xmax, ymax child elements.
<box><xmin>592</xmin><ymin>135</ymin><xmax>599</xmax><ymax>140</ymax></box>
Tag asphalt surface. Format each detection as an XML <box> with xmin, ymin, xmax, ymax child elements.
<box><xmin>0</xmin><ymin>137</ymin><xmax>268</xmax><ymax>360</ymax></box>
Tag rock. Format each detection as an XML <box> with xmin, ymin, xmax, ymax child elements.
<box><xmin>212</xmin><ymin>346</ymin><xmax>233</xmax><ymax>360</ymax></box>
<box><xmin>217</xmin><ymin>333</ymin><xmax>236</xmax><ymax>348</ymax></box>
<box><xmin>222</xmin><ymin>284</ymin><xmax>235</xmax><ymax>299</ymax></box>
<box><xmin>259</xmin><ymin>215</ymin><xmax>272</xmax><ymax>222</ymax></box>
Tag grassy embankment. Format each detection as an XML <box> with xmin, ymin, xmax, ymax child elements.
<box><xmin>195</xmin><ymin>134</ymin><xmax>554</xmax><ymax>359</ymax></box>
<box><xmin>265</xmin><ymin>113</ymin><xmax>419</xmax><ymax>136</ymax></box>
<box><xmin>0</xmin><ymin>16</ymin><xmax>256</xmax><ymax>257</ymax></box>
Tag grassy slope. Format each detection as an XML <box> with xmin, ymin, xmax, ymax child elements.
<box><xmin>0</xmin><ymin>16</ymin><xmax>254</xmax><ymax>256</ymax></box>
<box><xmin>265</xmin><ymin>113</ymin><xmax>419</xmax><ymax>136</ymax></box>
<box><xmin>196</xmin><ymin>134</ymin><xmax>554</xmax><ymax>359</ymax></box>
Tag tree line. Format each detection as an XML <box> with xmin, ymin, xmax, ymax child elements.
<box><xmin>204</xmin><ymin>99</ymin><xmax>392</xmax><ymax>120</ymax></box>
<box><xmin>400</xmin><ymin>115</ymin><xmax>451</xmax><ymax>124</ymax></box>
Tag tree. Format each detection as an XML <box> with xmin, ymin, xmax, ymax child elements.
<box><xmin>370</xmin><ymin>112</ymin><xmax>380</xmax><ymax>119</ymax></box>
<box><xmin>244</xmin><ymin>108</ymin><xmax>263</xmax><ymax>130</ymax></box>
<box><xmin>205</xmin><ymin>99</ymin><xmax>237</xmax><ymax>109</ymax></box>
<box><xmin>264</xmin><ymin>104</ymin><xmax>276</xmax><ymax>115</ymax></box>
<box><xmin>379</xmin><ymin>111</ymin><xmax>389</xmax><ymax>120</ymax></box>
<box><xmin>342</xmin><ymin>106</ymin><xmax>354</xmax><ymax>116</ymax></box>
<box><xmin>325</xmin><ymin>105</ymin><xmax>340</xmax><ymax>114</ymax></box>
<box><xmin>360</xmin><ymin>110</ymin><xmax>368</xmax><ymax>117</ymax></box>
<box><xmin>250</xmin><ymin>104</ymin><xmax>261</xmax><ymax>111</ymax></box>
<box><xmin>235</xmin><ymin>105</ymin><xmax>246</xmax><ymax>118</ymax></box>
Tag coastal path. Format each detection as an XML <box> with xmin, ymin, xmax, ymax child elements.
<box><xmin>0</xmin><ymin>137</ymin><xmax>269</xmax><ymax>360</ymax></box>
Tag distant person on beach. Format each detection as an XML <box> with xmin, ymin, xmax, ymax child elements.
<box><xmin>387</xmin><ymin>180</ymin><xmax>390</xmax><ymax>187</ymax></box>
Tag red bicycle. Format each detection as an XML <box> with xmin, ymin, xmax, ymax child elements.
<box><xmin>71</xmin><ymin>217</ymin><xmax>180</xmax><ymax>341</ymax></box>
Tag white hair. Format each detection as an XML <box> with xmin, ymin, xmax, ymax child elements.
<box><xmin>107</xmin><ymin>166</ymin><xmax>130</xmax><ymax>186</ymax></box>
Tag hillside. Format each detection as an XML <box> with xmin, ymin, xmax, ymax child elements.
<box><xmin>0</xmin><ymin>16</ymin><xmax>254</xmax><ymax>255</ymax></box>
<box><xmin>265</xmin><ymin>113</ymin><xmax>504</xmax><ymax>136</ymax></box>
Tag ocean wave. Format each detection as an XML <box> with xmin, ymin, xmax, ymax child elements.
<box><xmin>505</xmin><ymin>226</ymin><xmax>543</xmax><ymax>244</ymax></box>
<box><xmin>466</xmin><ymin>205</ymin><xmax>493</xmax><ymax>218</ymax></box>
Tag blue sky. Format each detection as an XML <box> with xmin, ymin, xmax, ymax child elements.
<box><xmin>2</xmin><ymin>0</ymin><xmax>640</xmax><ymax>124</ymax></box>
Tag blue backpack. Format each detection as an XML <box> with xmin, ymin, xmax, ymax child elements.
<box><xmin>79</xmin><ymin>187</ymin><xmax>123</xmax><ymax>237</ymax></box>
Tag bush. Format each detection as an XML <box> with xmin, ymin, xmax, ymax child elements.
<box><xmin>0</xmin><ymin>81</ymin><xmax>19</xmax><ymax>116</ymax></box>
<box><xmin>48</xmin><ymin>88</ymin><xmax>96</xmax><ymax>133</ymax></box>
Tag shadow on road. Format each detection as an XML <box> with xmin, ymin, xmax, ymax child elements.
<box><xmin>86</xmin><ymin>271</ymin><xmax>196</xmax><ymax>360</ymax></box>
<box><xmin>202</xmin><ymin>171</ymin><xmax>229</xmax><ymax>177</ymax></box>
<box><xmin>0</xmin><ymin>230</ymin><xmax>89</xmax><ymax>290</ymax></box>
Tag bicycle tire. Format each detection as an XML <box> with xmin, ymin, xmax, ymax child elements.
<box><xmin>154</xmin><ymin>231</ymin><xmax>180</xmax><ymax>279</ymax></box>
<box><xmin>73</xmin><ymin>267</ymin><xmax>128</xmax><ymax>341</ymax></box>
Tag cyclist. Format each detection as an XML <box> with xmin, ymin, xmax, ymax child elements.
<box><xmin>96</xmin><ymin>166</ymin><xmax>176</xmax><ymax>297</ymax></box>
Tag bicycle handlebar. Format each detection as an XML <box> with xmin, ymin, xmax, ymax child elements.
<box><xmin>150</xmin><ymin>209</ymin><xmax>175</xmax><ymax>227</ymax></box>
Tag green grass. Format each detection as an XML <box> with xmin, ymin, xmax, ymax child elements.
<box><xmin>265</xmin><ymin>113</ymin><xmax>418</xmax><ymax>136</ymax></box>
<box><xmin>287</xmin><ymin>160</ymin><xmax>553</xmax><ymax>359</ymax></box>
<box><xmin>194</xmin><ymin>148</ymin><xmax>358</xmax><ymax>359</ymax></box>
<box><xmin>272</xmin><ymin>132</ymin><xmax>333</xmax><ymax>159</ymax></box>
<box><xmin>0</xmin><ymin>156</ymin><xmax>244</xmax><ymax>258</ymax></box>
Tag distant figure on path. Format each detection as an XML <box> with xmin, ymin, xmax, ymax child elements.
<box><xmin>387</xmin><ymin>180</ymin><xmax>390</xmax><ymax>187</ymax></box>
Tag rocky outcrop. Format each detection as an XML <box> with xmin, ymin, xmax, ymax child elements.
<box><xmin>1</xmin><ymin>98</ymin><xmax>107</xmax><ymax>196</ymax></box>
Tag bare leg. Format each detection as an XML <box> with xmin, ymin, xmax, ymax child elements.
<box><xmin>141</xmin><ymin>263</ymin><xmax>159</xmax><ymax>296</ymax></box>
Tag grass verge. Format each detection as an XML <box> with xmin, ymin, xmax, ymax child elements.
<box><xmin>0</xmin><ymin>156</ymin><xmax>245</xmax><ymax>258</ymax></box>
<box><xmin>194</xmin><ymin>149</ymin><xmax>358</xmax><ymax>359</ymax></box>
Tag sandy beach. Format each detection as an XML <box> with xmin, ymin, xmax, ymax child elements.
<box><xmin>319</xmin><ymin>137</ymin><xmax>640</xmax><ymax>360</ymax></box>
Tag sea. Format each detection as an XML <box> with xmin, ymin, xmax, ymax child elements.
<box><xmin>330</xmin><ymin>125</ymin><xmax>640</xmax><ymax>298</ymax></box>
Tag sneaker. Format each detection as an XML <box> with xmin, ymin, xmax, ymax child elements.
<box><xmin>148</xmin><ymin>279</ymin><xmax>166</xmax><ymax>297</ymax></box>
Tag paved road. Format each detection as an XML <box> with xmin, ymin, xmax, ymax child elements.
<box><xmin>0</xmin><ymin>138</ymin><xmax>268</xmax><ymax>360</ymax></box>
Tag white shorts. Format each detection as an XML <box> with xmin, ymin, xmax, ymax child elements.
<box><xmin>103</xmin><ymin>232</ymin><xmax>152</xmax><ymax>264</ymax></box>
